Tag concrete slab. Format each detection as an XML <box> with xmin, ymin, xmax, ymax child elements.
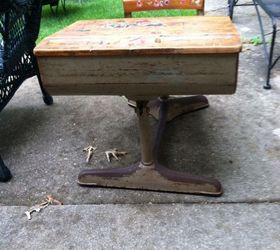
<box><xmin>1</xmin><ymin>203</ymin><xmax>280</xmax><ymax>250</ymax></box>
<box><xmin>0</xmin><ymin>1</ymin><xmax>280</xmax><ymax>206</ymax></box>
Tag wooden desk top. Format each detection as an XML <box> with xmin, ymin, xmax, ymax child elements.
<box><xmin>34</xmin><ymin>16</ymin><xmax>241</xmax><ymax>57</ymax></box>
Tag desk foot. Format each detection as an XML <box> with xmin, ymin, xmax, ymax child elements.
<box><xmin>78</xmin><ymin>162</ymin><xmax>222</xmax><ymax>196</ymax></box>
<box><xmin>78</xmin><ymin>99</ymin><xmax>222</xmax><ymax>196</ymax></box>
<box><xmin>148</xmin><ymin>95</ymin><xmax>209</xmax><ymax>121</ymax></box>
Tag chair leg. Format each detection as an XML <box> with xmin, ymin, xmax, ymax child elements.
<box><xmin>37</xmin><ymin>73</ymin><xmax>54</xmax><ymax>105</ymax></box>
<box><xmin>0</xmin><ymin>155</ymin><xmax>12</xmax><ymax>182</ymax></box>
<box><xmin>50</xmin><ymin>2</ymin><xmax>59</xmax><ymax>16</ymax></box>
<box><xmin>33</xmin><ymin>57</ymin><xmax>53</xmax><ymax>105</ymax></box>
<box><xmin>61</xmin><ymin>0</ymin><xmax>66</xmax><ymax>12</ymax></box>
<box><xmin>229</xmin><ymin>0</ymin><xmax>239</xmax><ymax>19</ymax></box>
<box><xmin>254</xmin><ymin>1</ymin><xmax>276</xmax><ymax>89</ymax></box>
<box><xmin>228</xmin><ymin>0</ymin><xmax>235</xmax><ymax>19</ymax></box>
<box><xmin>32</xmin><ymin>56</ymin><xmax>53</xmax><ymax>105</ymax></box>
<box><xmin>264</xmin><ymin>24</ymin><xmax>277</xmax><ymax>89</ymax></box>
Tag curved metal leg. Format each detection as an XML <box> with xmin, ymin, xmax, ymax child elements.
<box><xmin>254</xmin><ymin>1</ymin><xmax>277</xmax><ymax>89</ymax></box>
<box><xmin>263</xmin><ymin>23</ymin><xmax>277</xmax><ymax>89</ymax></box>
<box><xmin>61</xmin><ymin>0</ymin><xmax>66</xmax><ymax>11</ymax></box>
<box><xmin>78</xmin><ymin>99</ymin><xmax>222</xmax><ymax>196</ymax></box>
<box><xmin>148</xmin><ymin>95</ymin><xmax>209</xmax><ymax>122</ymax></box>
<box><xmin>228</xmin><ymin>0</ymin><xmax>236</xmax><ymax>19</ymax></box>
<box><xmin>50</xmin><ymin>2</ymin><xmax>59</xmax><ymax>16</ymax></box>
<box><xmin>37</xmin><ymin>73</ymin><xmax>54</xmax><ymax>105</ymax></box>
<box><xmin>0</xmin><ymin>155</ymin><xmax>12</xmax><ymax>182</ymax></box>
<box><xmin>128</xmin><ymin>95</ymin><xmax>209</xmax><ymax>121</ymax></box>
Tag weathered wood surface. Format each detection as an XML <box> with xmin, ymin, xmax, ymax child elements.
<box><xmin>37</xmin><ymin>54</ymin><xmax>238</xmax><ymax>96</ymax></box>
<box><xmin>35</xmin><ymin>16</ymin><xmax>241</xmax><ymax>97</ymax></box>
<box><xmin>123</xmin><ymin>0</ymin><xmax>205</xmax><ymax>17</ymax></box>
<box><xmin>34</xmin><ymin>16</ymin><xmax>241</xmax><ymax>57</ymax></box>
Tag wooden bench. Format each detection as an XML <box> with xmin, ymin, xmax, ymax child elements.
<box><xmin>34</xmin><ymin>16</ymin><xmax>242</xmax><ymax>195</ymax></box>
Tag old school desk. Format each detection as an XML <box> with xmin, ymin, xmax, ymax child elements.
<box><xmin>34</xmin><ymin>16</ymin><xmax>241</xmax><ymax>195</ymax></box>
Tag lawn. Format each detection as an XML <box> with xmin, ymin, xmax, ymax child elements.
<box><xmin>38</xmin><ymin>0</ymin><xmax>196</xmax><ymax>42</ymax></box>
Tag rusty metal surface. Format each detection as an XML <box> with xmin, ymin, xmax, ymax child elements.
<box><xmin>78</xmin><ymin>161</ymin><xmax>222</xmax><ymax>195</ymax></box>
<box><xmin>78</xmin><ymin>97</ymin><xmax>222</xmax><ymax>196</ymax></box>
<box><xmin>148</xmin><ymin>95</ymin><xmax>209</xmax><ymax>121</ymax></box>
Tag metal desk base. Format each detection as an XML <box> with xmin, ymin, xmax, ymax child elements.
<box><xmin>78</xmin><ymin>96</ymin><xmax>222</xmax><ymax>196</ymax></box>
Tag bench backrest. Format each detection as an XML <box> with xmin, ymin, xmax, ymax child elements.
<box><xmin>123</xmin><ymin>0</ymin><xmax>205</xmax><ymax>17</ymax></box>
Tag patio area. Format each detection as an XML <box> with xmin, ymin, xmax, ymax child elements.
<box><xmin>0</xmin><ymin>0</ymin><xmax>280</xmax><ymax>249</ymax></box>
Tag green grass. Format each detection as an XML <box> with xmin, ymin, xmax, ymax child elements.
<box><xmin>38</xmin><ymin>0</ymin><xmax>196</xmax><ymax>42</ymax></box>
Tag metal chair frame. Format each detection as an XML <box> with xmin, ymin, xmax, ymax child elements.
<box><xmin>228</xmin><ymin>0</ymin><xmax>280</xmax><ymax>89</ymax></box>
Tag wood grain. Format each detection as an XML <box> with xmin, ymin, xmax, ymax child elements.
<box><xmin>34</xmin><ymin>16</ymin><xmax>241</xmax><ymax>57</ymax></box>
<box><xmin>35</xmin><ymin>16</ymin><xmax>241</xmax><ymax>97</ymax></box>
<box><xmin>123</xmin><ymin>0</ymin><xmax>205</xmax><ymax>17</ymax></box>
<box><xmin>38</xmin><ymin>54</ymin><xmax>239</xmax><ymax>96</ymax></box>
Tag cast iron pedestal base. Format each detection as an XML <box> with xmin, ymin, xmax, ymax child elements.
<box><xmin>79</xmin><ymin>161</ymin><xmax>222</xmax><ymax>195</ymax></box>
<box><xmin>78</xmin><ymin>96</ymin><xmax>222</xmax><ymax>196</ymax></box>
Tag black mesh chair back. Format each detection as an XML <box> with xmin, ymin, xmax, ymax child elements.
<box><xmin>0</xmin><ymin>0</ymin><xmax>53</xmax><ymax>182</ymax></box>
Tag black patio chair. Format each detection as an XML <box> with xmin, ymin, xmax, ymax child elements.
<box><xmin>0</xmin><ymin>0</ymin><xmax>53</xmax><ymax>182</ymax></box>
<box><xmin>228</xmin><ymin>0</ymin><xmax>280</xmax><ymax>89</ymax></box>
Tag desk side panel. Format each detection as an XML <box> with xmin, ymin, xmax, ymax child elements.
<box><xmin>37</xmin><ymin>54</ymin><xmax>239</xmax><ymax>96</ymax></box>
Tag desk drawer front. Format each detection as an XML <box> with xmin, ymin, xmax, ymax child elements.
<box><xmin>38</xmin><ymin>54</ymin><xmax>238</xmax><ymax>96</ymax></box>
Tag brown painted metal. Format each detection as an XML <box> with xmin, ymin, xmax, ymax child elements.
<box><xmin>78</xmin><ymin>162</ymin><xmax>222</xmax><ymax>195</ymax></box>
<box><xmin>78</xmin><ymin>98</ymin><xmax>223</xmax><ymax>196</ymax></box>
<box><xmin>148</xmin><ymin>95</ymin><xmax>209</xmax><ymax>121</ymax></box>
